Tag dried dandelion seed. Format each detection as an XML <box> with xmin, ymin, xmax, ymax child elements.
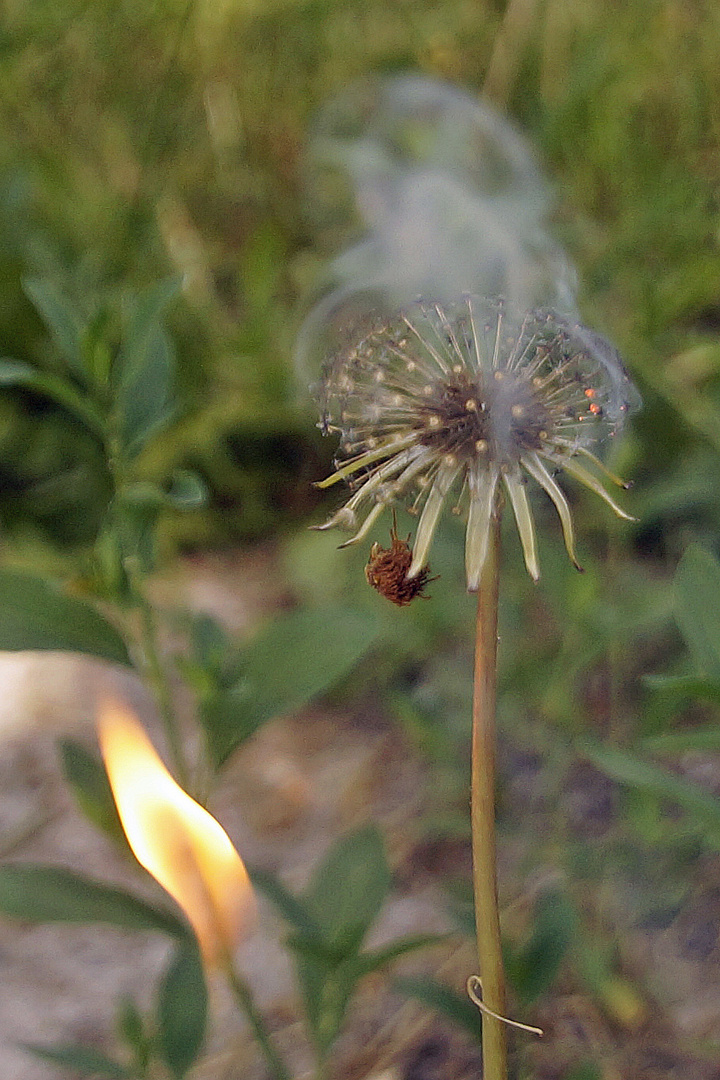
<box><xmin>365</xmin><ymin>519</ymin><xmax>435</xmax><ymax>605</ymax></box>
<box><xmin>313</xmin><ymin>296</ymin><xmax>639</xmax><ymax>586</ymax></box>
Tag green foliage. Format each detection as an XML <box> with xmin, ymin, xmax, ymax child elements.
<box><xmin>0</xmin><ymin>864</ymin><xmax>187</xmax><ymax>937</ymax></box>
<box><xmin>0</xmin><ymin>568</ymin><xmax>131</xmax><ymax>664</ymax></box>
<box><xmin>0</xmin><ymin>357</ymin><xmax>104</xmax><ymax>435</ymax></box>
<box><xmin>248</xmin><ymin>867</ymin><xmax>323</xmax><ymax>941</ymax></box>
<box><xmin>674</xmin><ymin>544</ymin><xmax>720</xmax><ymax>679</ymax></box>
<box><xmin>60</xmin><ymin>738</ymin><xmax>128</xmax><ymax>848</ymax></box>
<box><xmin>24</xmin><ymin>944</ymin><xmax>207</xmax><ymax>1080</ymax></box>
<box><xmin>393</xmin><ymin>975</ymin><xmax>484</xmax><ymax>1043</ymax></box>
<box><xmin>253</xmin><ymin>825</ymin><xmax>443</xmax><ymax>1060</ymax></box>
<box><xmin>21</xmin><ymin>1042</ymin><xmax>133</xmax><ymax>1079</ymax></box>
<box><xmin>23</xmin><ymin>276</ymin><xmax>90</xmax><ymax>379</ymax></box>
<box><xmin>303</xmin><ymin>825</ymin><xmax>391</xmax><ymax>958</ymax></box>
<box><xmin>586</xmin><ymin>743</ymin><xmax>720</xmax><ymax>846</ymax></box>
<box><xmin>0</xmin><ymin>262</ymin><xmax>404</xmax><ymax>1076</ymax></box>
<box><xmin>18</xmin><ymin>273</ymin><xmax>182</xmax><ymax>466</ymax></box>
<box><xmin>642</xmin><ymin>724</ymin><xmax>720</xmax><ymax>753</ymax></box>
<box><xmin>116</xmin><ymin>996</ymin><xmax>152</xmax><ymax>1078</ymax></box>
<box><xmin>504</xmin><ymin>889</ymin><xmax>575</xmax><ymax>1007</ymax></box>
<box><xmin>157</xmin><ymin>940</ymin><xmax>208</xmax><ymax>1079</ymax></box>
<box><xmin>195</xmin><ymin>605</ymin><xmax>383</xmax><ymax>768</ymax></box>
<box><xmin>0</xmin><ymin>865</ymin><xmax>206</xmax><ymax>1078</ymax></box>
<box><xmin>114</xmin><ymin>279</ymin><xmax>181</xmax><ymax>459</ymax></box>
<box><xmin>584</xmin><ymin>544</ymin><xmax>720</xmax><ymax>848</ymax></box>
<box><xmin>262</xmin><ymin>826</ymin><xmax>392</xmax><ymax>1055</ymax></box>
<box><xmin>642</xmin><ymin>675</ymin><xmax>720</xmax><ymax>710</ymax></box>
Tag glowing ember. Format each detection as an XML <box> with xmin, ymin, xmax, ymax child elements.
<box><xmin>97</xmin><ymin>699</ymin><xmax>255</xmax><ymax>967</ymax></box>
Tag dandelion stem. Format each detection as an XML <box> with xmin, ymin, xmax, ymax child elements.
<box><xmin>471</xmin><ymin>509</ymin><xmax>508</xmax><ymax>1080</ymax></box>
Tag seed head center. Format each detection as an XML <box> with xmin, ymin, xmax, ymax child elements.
<box><xmin>416</xmin><ymin>371</ymin><xmax>551</xmax><ymax>463</ymax></box>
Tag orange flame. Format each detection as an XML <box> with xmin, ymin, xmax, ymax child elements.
<box><xmin>97</xmin><ymin>699</ymin><xmax>255</xmax><ymax>967</ymax></box>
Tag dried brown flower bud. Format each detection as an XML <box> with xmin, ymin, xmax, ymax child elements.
<box><xmin>365</xmin><ymin>524</ymin><xmax>435</xmax><ymax>605</ymax></box>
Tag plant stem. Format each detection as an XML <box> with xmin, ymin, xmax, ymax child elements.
<box><xmin>105</xmin><ymin>437</ymin><xmax>190</xmax><ymax>789</ymax></box>
<box><xmin>471</xmin><ymin>513</ymin><xmax>508</xmax><ymax>1080</ymax></box>
<box><xmin>225</xmin><ymin>961</ymin><xmax>293</xmax><ymax>1080</ymax></box>
<box><xmin>134</xmin><ymin>583</ymin><xmax>190</xmax><ymax>791</ymax></box>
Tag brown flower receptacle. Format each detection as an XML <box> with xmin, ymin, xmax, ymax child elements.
<box><xmin>364</xmin><ymin>523</ymin><xmax>436</xmax><ymax>605</ymax></box>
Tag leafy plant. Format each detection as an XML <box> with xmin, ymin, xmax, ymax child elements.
<box><xmin>588</xmin><ymin>544</ymin><xmax>720</xmax><ymax>848</ymax></box>
<box><xmin>0</xmin><ymin>277</ymin><xmax>441</xmax><ymax>1080</ymax></box>
<box><xmin>252</xmin><ymin>826</ymin><xmax>445</xmax><ymax>1068</ymax></box>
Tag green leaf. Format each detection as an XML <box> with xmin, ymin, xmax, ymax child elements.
<box><xmin>642</xmin><ymin>725</ymin><xmax>720</xmax><ymax>753</ymax></box>
<box><xmin>642</xmin><ymin>673</ymin><xmax>720</xmax><ymax>706</ymax></box>
<box><xmin>286</xmin><ymin>827</ymin><xmax>391</xmax><ymax>1056</ymax></box>
<box><xmin>23</xmin><ymin>277</ymin><xmax>86</xmax><ymax>377</ymax></box>
<box><xmin>0</xmin><ymin>864</ymin><xmax>187</xmax><ymax>938</ymax></box>
<box><xmin>59</xmin><ymin>739</ymin><xmax>127</xmax><ymax>848</ymax></box>
<box><xmin>674</xmin><ymin>544</ymin><xmax>720</xmax><ymax>678</ymax></box>
<box><xmin>505</xmin><ymin>890</ymin><xmax>574</xmax><ymax>1005</ymax></box>
<box><xmin>0</xmin><ymin>569</ymin><xmax>131</xmax><ymax>666</ymax></box>
<box><xmin>394</xmin><ymin>975</ymin><xmax>484</xmax><ymax>1042</ymax></box>
<box><xmin>165</xmin><ymin>470</ymin><xmax>207</xmax><ymax>509</ymax></box>
<box><xmin>114</xmin><ymin>280</ymin><xmax>180</xmax><ymax>459</ymax></box>
<box><xmin>564</xmin><ymin>1065</ymin><xmax>602</xmax><ymax>1080</ymax></box>
<box><xmin>206</xmin><ymin>605</ymin><xmax>382</xmax><ymax>767</ymax></box>
<box><xmin>296</xmin><ymin>952</ymin><xmax>356</xmax><ymax>1054</ymax></box>
<box><xmin>585</xmin><ymin>742</ymin><xmax>720</xmax><ymax>837</ymax></box>
<box><xmin>190</xmin><ymin>613</ymin><xmax>230</xmax><ymax>673</ymax></box>
<box><xmin>0</xmin><ymin>358</ymin><xmax>105</xmax><ymax>435</ymax></box>
<box><xmin>118</xmin><ymin>278</ymin><xmax>182</xmax><ymax>384</ymax></box>
<box><xmin>286</xmin><ymin>932</ymin><xmax>343</xmax><ymax>965</ymax></box>
<box><xmin>157</xmin><ymin>939</ymin><xmax>208</xmax><ymax>1079</ymax></box>
<box><xmin>304</xmin><ymin>825</ymin><xmax>390</xmax><ymax>957</ymax></box>
<box><xmin>22</xmin><ymin>1042</ymin><xmax>132</xmax><ymax>1079</ymax></box>
<box><xmin>116</xmin><ymin>995</ymin><xmax>150</xmax><ymax>1075</ymax></box>
<box><xmin>116</xmin><ymin>324</ymin><xmax>176</xmax><ymax>458</ymax></box>
<box><xmin>354</xmin><ymin>933</ymin><xmax>449</xmax><ymax>976</ymax></box>
<box><xmin>248</xmin><ymin>867</ymin><xmax>322</xmax><ymax>940</ymax></box>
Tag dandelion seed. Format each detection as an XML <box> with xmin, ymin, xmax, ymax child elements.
<box><xmin>313</xmin><ymin>296</ymin><xmax>639</xmax><ymax>587</ymax></box>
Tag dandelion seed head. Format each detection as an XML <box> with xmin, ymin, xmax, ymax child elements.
<box><xmin>314</xmin><ymin>296</ymin><xmax>639</xmax><ymax>587</ymax></box>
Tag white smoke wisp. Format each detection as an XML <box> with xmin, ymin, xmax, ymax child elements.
<box><xmin>295</xmin><ymin>75</ymin><xmax>578</xmax><ymax>388</ymax></box>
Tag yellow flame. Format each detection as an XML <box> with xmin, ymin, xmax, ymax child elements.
<box><xmin>97</xmin><ymin>699</ymin><xmax>255</xmax><ymax>967</ymax></box>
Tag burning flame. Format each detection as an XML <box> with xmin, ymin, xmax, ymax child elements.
<box><xmin>97</xmin><ymin>699</ymin><xmax>255</xmax><ymax>967</ymax></box>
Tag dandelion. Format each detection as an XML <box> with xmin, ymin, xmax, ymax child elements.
<box><xmin>310</xmin><ymin>293</ymin><xmax>639</xmax><ymax>1080</ymax></box>
<box><xmin>313</xmin><ymin>295</ymin><xmax>639</xmax><ymax>585</ymax></box>
<box><xmin>312</xmin><ymin>294</ymin><xmax>639</xmax><ymax>1080</ymax></box>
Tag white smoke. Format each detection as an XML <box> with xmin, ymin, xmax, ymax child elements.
<box><xmin>295</xmin><ymin>75</ymin><xmax>578</xmax><ymax>387</ymax></box>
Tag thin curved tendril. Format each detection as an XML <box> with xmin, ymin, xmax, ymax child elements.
<box><xmin>466</xmin><ymin>976</ymin><xmax>544</xmax><ymax>1037</ymax></box>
